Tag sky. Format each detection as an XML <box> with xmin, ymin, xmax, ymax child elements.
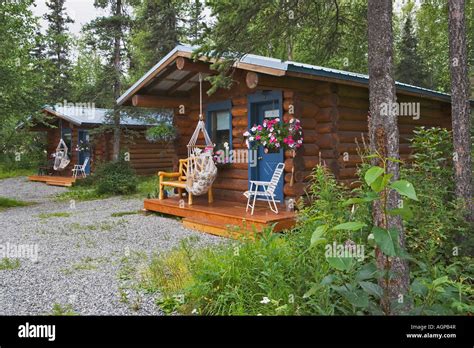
<box><xmin>30</xmin><ymin>0</ymin><xmax>103</xmax><ymax>35</ymax></box>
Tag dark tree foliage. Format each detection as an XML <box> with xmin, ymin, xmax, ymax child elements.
<box><xmin>83</xmin><ymin>0</ymin><xmax>138</xmax><ymax>160</ymax></box>
<box><xmin>129</xmin><ymin>0</ymin><xmax>189</xmax><ymax>79</ymax></box>
<box><xmin>186</xmin><ymin>0</ymin><xmax>205</xmax><ymax>43</ymax></box>
<box><xmin>193</xmin><ymin>0</ymin><xmax>368</xmax><ymax>94</ymax></box>
<box><xmin>0</xmin><ymin>0</ymin><xmax>48</xmax><ymax>161</ymax></box>
<box><xmin>43</xmin><ymin>0</ymin><xmax>74</xmax><ymax>103</ymax></box>
<box><xmin>395</xmin><ymin>14</ymin><xmax>428</xmax><ymax>87</ymax></box>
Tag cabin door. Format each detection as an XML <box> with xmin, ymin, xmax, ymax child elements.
<box><xmin>78</xmin><ymin>130</ymin><xmax>91</xmax><ymax>174</ymax></box>
<box><xmin>248</xmin><ymin>91</ymin><xmax>284</xmax><ymax>202</ymax></box>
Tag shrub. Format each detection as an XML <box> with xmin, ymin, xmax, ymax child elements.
<box><xmin>136</xmin><ymin>133</ymin><xmax>473</xmax><ymax>316</ymax></box>
<box><xmin>95</xmin><ymin>160</ymin><xmax>138</xmax><ymax>195</ymax></box>
<box><xmin>73</xmin><ymin>174</ymin><xmax>96</xmax><ymax>187</ymax></box>
<box><xmin>403</xmin><ymin>127</ymin><xmax>471</xmax><ymax>263</ymax></box>
<box><xmin>145</xmin><ymin>123</ymin><xmax>177</xmax><ymax>143</ymax></box>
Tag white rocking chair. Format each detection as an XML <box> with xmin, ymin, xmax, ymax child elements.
<box><xmin>244</xmin><ymin>163</ymin><xmax>285</xmax><ymax>215</ymax></box>
<box><xmin>72</xmin><ymin>157</ymin><xmax>89</xmax><ymax>179</ymax></box>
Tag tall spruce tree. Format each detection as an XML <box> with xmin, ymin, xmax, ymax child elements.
<box><xmin>84</xmin><ymin>0</ymin><xmax>137</xmax><ymax>160</ymax></box>
<box><xmin>129</xmin><ymin>0</ymin><xmax>184</xmax><ymax>79</ymax></box>
<box><xmin>395</xmin><ymin>13</ymin><xmax>427</xmax><ymax>87</ymax></box>
<box><xmin>43</xmin><ymin>0</ymin><xmax>74</xmax><ymax>103</ymax></box>
<box><xmin>186</xmin><ymin>0</ymin><xmax>205</xmax><ymax>44</ymax></box>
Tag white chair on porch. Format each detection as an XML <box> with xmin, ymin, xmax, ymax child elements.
<box><xmin>72</xmin><ymin>157</ymin><xmax>89</xmax><ymax>179</ymax></box>
<box><xmin>244</xmin><ymin>162</ymin><xmax>285</xmax><ymax>215</ymax></box>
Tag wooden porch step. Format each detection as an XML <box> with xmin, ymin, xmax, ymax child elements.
<box><xmin>46</xmin><ymin>181</ymin><xmax>73</xmax><ymax>187</ymax></box>
<box><xmin>28</xmin><ymin>175</ymin><xmax>76</xmax><ymax>187</ymax></box>
<box><xmin>144</xmin><ymin>197</ymin><xmax>296</xmax><ymax>239</ymax></box>
<box><xmin>182</xmin><ymin>218</ymin><xmax>256</xmax><ymax>239</ymax></box>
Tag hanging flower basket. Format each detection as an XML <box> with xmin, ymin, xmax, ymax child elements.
<box><xmin>243</xmin><ymin>118</ymin><xmax>303</xmax><ymax>152</ymax></box>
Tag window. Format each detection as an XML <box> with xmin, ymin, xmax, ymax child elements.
<box><xmin>207</xmin><ymin>101</ymin><xmax>232</xmax><ymax>152</ymax></box>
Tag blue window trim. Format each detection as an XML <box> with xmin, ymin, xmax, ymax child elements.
<box><xmin>247</xmin><ymin>90</ymin><xmax>283</xmax><ymax>192</ymax></box>
<box><xmin>205</xmin><ymin>100</ymin><xmax>233</xmax><ymax>150</ymax></box>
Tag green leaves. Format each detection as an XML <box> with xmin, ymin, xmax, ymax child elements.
<box><xmin>372</xmin><ymin>226</ymin><xmax>399</xmax><ymax>257</ymax></box>
<box><xmin>364</xmin><ymin>166</ymin><xmax>394</xmax><ymax>192</ymax></box>
<box><xmin>390</xmin><ymin>180</ymin><xmax>418</xmax><ymax>201</ymax></box>
<box><xmin>359</xmin><ymin>281</ymin><xmax>383</xmax><ymax>298</ymax></box>
<box><xmin>326</xmin><ymin>256</ymin><xmax>354</xmax><ymax>271</ymax></box>
<box><xmin>334</xmin><ymin>286</ymin><xmax>369</xmax><ymax>308</ymax></box>
<box><xmin>364</xmin><ymin>166</ymin><xmax>418</xmax><ymax>200</ymax></box>
<box><xmin>303</xmin><ymin>285</ymin><xmax>318</xmax><ymax>298</ymax></box>
<box><xmin>355</xmin><ymin>262</ymin><xmax>378</xmax><ymax>281</ymax></box>
<box><xmin>310</xmin><ymin>225</ymin><xmax>327</xmax><ymax>247</ymax></box>
<box><xmin>364</xmin><ymin>166</ymin><xmax>384</xmax><ymax>186</ymax></box>
<box><xmin>388</xmin><ymin>202</ymin><xmax>414</xmax><ymax>220</ymax></box>
<box><xmin>342</xmin><ymin>192</ymin><xmax>379</xmax><ymax>206</ymax></box>
<box><xmin>332</xmin><ymin>221</ymin><xmax>367</xmax><ymax>231</ymax></box>
<box><xmin>310</xmin><ymin>222</ymin><xmax>366</xmax><ymax>250</ymax></box>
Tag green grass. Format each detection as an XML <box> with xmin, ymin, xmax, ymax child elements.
<box><xmin>69</xmin><ymin>219</ymin><xmax>127</xmax><ymax>232</ymax></box>
<box><xmin>50</xmin><ymin>303</ymin><xmax>76</xmax><ymax>316</ymax></box>
<box><xmin>62</xmin><ymin>256</ymin><xmax>109</xmax><ymax>274</ymax></box>
<box><xmin>137</xmin><ymin>175</ymin><xmax>159</xmax><ymax>198</ymax></box>
<box><xmin>55</xmin><ymin>175</ymin><xmax>158</xmax><ymax>202</ymax></box>
<box><xmin>37</xmin><ymin>212</ymin><xmax>71</xmax><ymax>219</ymax></box>
<box><xmin>55</xmin><ymin>187</ymin><xmax>109</xmax><ymax>202</ymax></box>
<box><xmin>0</xmin><ymin>257</ymin><xmax>21</xmax><ymax>270</ymax></box>
<box><xmin>0</xmin><ymin>196</ymin><xmax>33</xmax><ymax>211</ymax></box>
<box><xmin>0</xmin><ymin>166</ymin><xmax>35</xmax><ymax>180</ymax></box>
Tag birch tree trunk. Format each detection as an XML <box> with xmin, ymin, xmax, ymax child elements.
<box><xmin>367</xmin><ymin>0</ymin><xmax>410</xmax><ymax>314</ymax></box>
<box><xmin>448</xmin><ymin>0</ymin><xmax>473</xmax><ymax>222</ymax></box>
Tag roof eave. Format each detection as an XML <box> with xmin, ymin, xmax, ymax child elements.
<box><xmin>117</xmin><ymin>46</ymin><xmax>193</xmax><ymax>106</ymax></box>
<box><xmin>42</xmin><ymin>108</ymin><xmax>82</xmax><ymax>126</ymax></box>
<box><xmin>286</xmin><ymin>65</ymin><xmax>453</xmax><ymax>103</ymax></box>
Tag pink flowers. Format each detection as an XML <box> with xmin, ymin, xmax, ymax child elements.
<box><xmin>243</xmin><ymin>117</ymin><xmax>303</xmax><ymax>151</ymax></box>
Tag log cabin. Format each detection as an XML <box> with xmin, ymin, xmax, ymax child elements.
<box><xmin>116</xmin><ymin>45</ymin><xmax>469</xmax><ymax>236</ymax></box>
<box><xmin>28</xmin><ymin>106</ymin><xmax>176</xmax><ymax>185</ymax></box>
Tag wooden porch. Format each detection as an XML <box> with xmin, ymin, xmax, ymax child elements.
<box><xmin>144</xmin><ymin>196</ymin><xmax>296</xmax><ymax>238</ymax></box>
<box><xmin>27</xmin><ymin>175</ymin><xmax>77</xmax><ymax>187</ymax></box>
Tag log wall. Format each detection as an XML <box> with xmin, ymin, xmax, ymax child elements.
<box><xmin>98</xmin><ymin>130</ymin><xmax>177</xmax><ymax>176</ymax></box>
<box><xmin>43</xmin><ymin>124</ymin><xmax>176</xmax><ymax>176</ymax></box>
<box><xmin>335</xmin><ymin>84</ymin><xmax>452</xmax><ymax>187</ymax></box>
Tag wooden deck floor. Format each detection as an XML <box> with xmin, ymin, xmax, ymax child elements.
<box><xmin>144</xmin><ymin>196</ymin><xmax>296</xmax><ymax>238</ymax></box>
<box><xmin>28</xmin><ymin>175</ymin><xmax>77</xmax><ymax>187</ymax></box>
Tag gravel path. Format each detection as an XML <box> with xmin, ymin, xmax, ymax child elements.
<box><xmin>0</xmin><ymin>177</ymin><xmax>222</xmax><ymax>315</ymax></box>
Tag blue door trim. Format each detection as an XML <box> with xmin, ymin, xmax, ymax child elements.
<box><xmin>247</xmin><ymin>90</ymin><xmax>284</xmax><ymax>201</ymax></box>
<box><xmin>205</xmin><ymin>100</ymin><xmax>233</xmax><ymax>150</ymax></box>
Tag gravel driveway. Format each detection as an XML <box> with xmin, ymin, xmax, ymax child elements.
<box><xmin>0</xmin><ymin>177</ymin><xmax>222</xmax><ymax>315</ymax></box>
